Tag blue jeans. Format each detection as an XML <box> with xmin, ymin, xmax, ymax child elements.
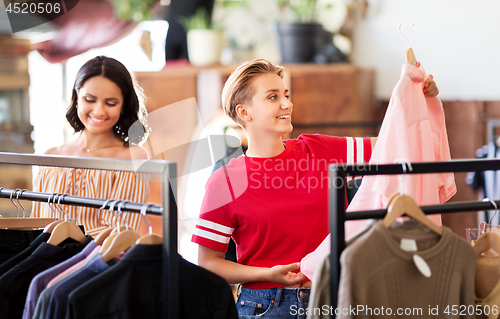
<box><xmin>235</xmin><ymin>285</ymin><xmax>310</xmax><ymax>319</ymax></box>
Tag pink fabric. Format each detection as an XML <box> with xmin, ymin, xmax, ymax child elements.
<box><xmin>301</xmin><ymin>63</ymin><xmax>457</xmax><ymax>281</ymax></box>
<box><xmin>347</xmin><ymin>63</ymin><xmax>456</xmax><ymax>214</ymax></box>
<box><xmin>47</xmin><ymin>246</ymin><xmax>100</xmax><ymax>288</ymax></box>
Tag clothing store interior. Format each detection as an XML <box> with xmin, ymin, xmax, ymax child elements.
<box><xmin>0</xmin><ymin>0</ymin><xmax>499</xmax><ymax>318</ymax></box>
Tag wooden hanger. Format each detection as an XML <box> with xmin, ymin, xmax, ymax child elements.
<box><xmin>136</xmin><ymin>204</ymin><xmax>162</xmax><ymax>245</ymax></box>
<box><xmin>100</xmin><ymin>201</ymin><xmax>140</xmax><ymax>261</ymax></box>
<box><xmin>0</xmin><ymin>218</ymin><xmax>59</xmax><ymax>229</ymax></box>
<box><xmin>136</xmin><ymin>234</ymin><xmax>162</xmax><ymax>245</ymax></box>
<box><xmin>97</xmin><ymin>200</ymin><xmax>123</xmax><ymax>251</ymax></box>
<box><xmin>406</xmin><ymin>48</ymin><xmax>417</xmax><ymax>66</ymax></box>
<box><xmin>43</xmin><ymin>219</ymin><xmax>63</xmax><ymax>233</ymax></box>
<box><xmin>383</xmin><ymin>193</ymin><xmax>444</xmax><ymax>236</ymax></box>
<box><xmin>47</xmin><ymin>220</ymin><xmax>87</xmax><ymax>246</ymax></box>
<box><xmin>94</xmin><ymin>227</ymin><xmax>113</xmax><ymax>246</ymax></box>
<box><xmin>474</xmin><ymin>231</ymin><xmax>500</xmax><ymax>256</ymax></box>
<box><xmin>47</xmin><ymin>194</ymin><xmax>86</xmax><ymax>245</ymax></box>
<box><xmin>101</xmin><ymin>228</ymin><xmax>140</xmax><ymax>263</ymax></box>
<box><xmin>399</xmin><ymin>20</ymin><xmax>418</xmax><ymax>66</ymax></box>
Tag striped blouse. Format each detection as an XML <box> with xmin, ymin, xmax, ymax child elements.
<box><xmin>31</xmin><ymin>167</ymin><xmax>150</xmax><ymax>237</ymax></box>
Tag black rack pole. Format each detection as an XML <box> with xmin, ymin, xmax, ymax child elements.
<box><xmin>163</xmin><ymin>163</ymin><xmax>179</xmax><ymax>319</ymax></box>
<box><xmin>329</xmin><ymin>166</ymin><xmax>346</xmax><ymax>314</ymax></box>
<box><xmin>346</xmin><ymin>200</ymin><xmax>500</xmax><ymax>221</ymax></box>
<box><xmin>328</xmin><ymin>158</ymin><xmax>500</xmax><ymax>317</ymax></box>
<box><xmin>341</xmin><ymin>158</ymin><xmax>500</xmax><ymax>177</ymax></box>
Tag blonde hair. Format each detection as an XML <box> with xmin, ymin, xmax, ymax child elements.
<box><xmin>221</xmin><ymin>58</ymin><xmax>285</xmax><ymax>126</ymax></box>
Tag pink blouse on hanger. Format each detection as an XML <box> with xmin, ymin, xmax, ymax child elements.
<box><xmin>301</xmin><ymin>63</ymin><xmax>457</xmax><ymax>281</ymax></box>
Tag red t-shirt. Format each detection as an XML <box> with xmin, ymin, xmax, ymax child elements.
<box><xmin>191</xmin><ymin>134</ymin><xmax>372</xmax><ymax>289</ymax></box>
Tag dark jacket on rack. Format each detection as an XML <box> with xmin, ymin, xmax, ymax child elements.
<box><xmin>0</xmin><ymin>231</ymin><xmax>49</xmax><ymax>277</ymax></box>
<box><xmin>0</xmin><ymin>229</ymin><xmax>43</xmax><ymax>265</ymax></box>
<box><xmin>0</xmin><ymin>235</ymin><xmax>92</xmax><ymax>319</ymax></box>
<box><xmin>66</xmin><ymin>244</ymin><xmax>238</xmax><ymax>319</ymax></box>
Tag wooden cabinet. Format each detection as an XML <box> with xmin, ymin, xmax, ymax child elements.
<box><xmin>285</xmin><ymin>64</ymin><xmax>376</xmax><ymax>138</ymax></box>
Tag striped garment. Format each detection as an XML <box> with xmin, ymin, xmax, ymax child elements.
<box><xmin>31</xmin><ymin>167</ymin><xmax>150</xmax><ymax>237</ymax></box>
<box><xmin>345</xmin><ymin>136</ymin><xmax>368</xmax><ymax>181</ymax></box>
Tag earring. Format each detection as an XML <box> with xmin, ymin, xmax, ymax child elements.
<box><xmin>115</xmin><ymin>125</ymin><xmax>125</xmax><ymax>137</ymax></box>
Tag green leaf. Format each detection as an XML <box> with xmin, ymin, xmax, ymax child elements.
<box><xmin>108</xmin><ymin>0</ymin><xmax>157</xmax><ymax>21</ymax></box>
<box><xmin>178</xmin><ymin>7</ymin><xmax>212</xmax><ymax>32</ymax></box>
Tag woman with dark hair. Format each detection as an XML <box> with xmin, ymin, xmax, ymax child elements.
<box><xmin>31</xmin><ymin>56</ymin><xmax>150</xmax><ymax>236</ymax></box>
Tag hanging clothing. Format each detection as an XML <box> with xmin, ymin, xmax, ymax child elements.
<box><xmin>336</xmin><ymin>221</ymin><xmax>476</xmax><ymax>319</ymax></box>
<box><xmin>0</xmin><ymin>229</ymin><xmax>43</xmax><ymax>265</ymax></box>
<box><xmin>0</xmin><ymin>232</ymin><xmax>50</xmax><ymax>277</ymax></box>
<box><xmin>192</xmin><ymin>134</ymin><xmax>371</xmax><ymax>289</ymax></box>
<box><xmin>31</xmin><ymin>168</ymin><xmax>150</xmax><ymax>236</ymax></box>
<box><xmin>474</xmin><ymin>251</ymin><xmax>500</xmax><ymax>319</ymax></box>
<box><xmin>66</xmin><ymin>246</ymin><xmax>238</xmax><ymax>319</ymax></box>
<box><xmin>306</xmin><ymin>254</ymin><xmax>330</xmax><ymax>319</ymax></box>
<box><xmin>347</xmin><ymin>63</ymin><xmax>456</xmax><ymax>220</ymax></box>
<box><xmin>46</xmin><ymin>245</ymin><xmax>101</xmax><ymax>288</ymax></box>
<box><xmin>301</xmin><ymin>63</ymin><xmax>456</xmax><ymax>280</ymax></box>
<box><xmin>0</xmin><ymin>236</ymin><xmax>92</xmax><ymax>319</ymax></box>
<box><xmin>482</xmin><ymin>142</ymin><xmax>500</xmax><ymax>225</ymax></box>
<box><xmin>37</xmin><ymin>251</ymin><xmax>112</xmax><ymax>319</ymax></box>
<box><xmin>301</xmin><ymin>219</ymin><xmax>376</xmax><ymax>281</ymax></box>
<box><xmin>23</xmin><ymin>240</ymin><xmax>97</xmax><ymax>319</ymax></box>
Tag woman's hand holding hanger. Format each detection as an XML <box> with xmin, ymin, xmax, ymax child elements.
<box><xmin>423</xmin><ymin>73</ymin><xmax>439</xmax><ymax>97</ymax></box>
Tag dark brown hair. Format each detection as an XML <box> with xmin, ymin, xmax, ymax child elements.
<box><xmin>66</xmin><ymin>56</ymin><xmax>147</xmax><ymax>145</ymax></box>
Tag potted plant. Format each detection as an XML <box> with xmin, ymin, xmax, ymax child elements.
<box><xmin>108</xmin><ymin>0</ymin><xmax>158</xmax><ymax>21</ymax></box>
<box><xmin>276</xmin><ymin>0</ymin><xmax>327</xmax><ymax>63</ymax></box>
<box><xmin>179</xmin><ymin>8</ymin><xmax>223</xmax><ymax>66</ymax></box>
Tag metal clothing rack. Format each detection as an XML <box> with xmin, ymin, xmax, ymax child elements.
<box><xmin>0</xmin><ymin>188</ymin><xmax>164</xmax><ymax>215</ymax></box>
<box><xmin>329</xmin><ymin>158</ymin><xmax>500</xmax><ymax>316</ymax></box>
<box><xmin>0</xmin><ymin>152</ymin><xmax>179</xmax><ymax>319</ymax></box>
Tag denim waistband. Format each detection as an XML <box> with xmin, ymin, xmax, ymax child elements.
<box><xmin>239</xmin><ymin>285</ymin><xmax>310</xmax><ymax>300</ymax></box>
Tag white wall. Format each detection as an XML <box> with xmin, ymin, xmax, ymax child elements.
<box><xmin>351</xmin><ymin>0</ymin><xmax>500</xmax><ymax>100</ymax></box>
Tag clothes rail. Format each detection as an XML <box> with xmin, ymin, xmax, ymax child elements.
<box><xmin>0</xmin><ymin>188</ymin><xmax>163</xmax><ymax>215</ymax></box>
<box><xmin>328</xmin><ymin>158</ymin><xmax>500</xmax><ymax>316</ymax></box>
<box><xmin>0</xmin><ymin>152</ymin><xmax>179</xmax><ymax>319</ymax></box>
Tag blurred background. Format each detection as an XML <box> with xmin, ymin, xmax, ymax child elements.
<box><xmin>0</xmin><ymin>0</ymin><xmax>499</xmax><ymax>262</ymax></box>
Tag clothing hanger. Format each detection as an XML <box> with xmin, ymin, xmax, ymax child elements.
<box><xmin>480</xmin><ymin>198</ymin><xmax>499</xmax><ymax>230</ymax></box>
<box><xmin>43</xmin><ymin>193</ymin><xmax>64</xmax><ymax>233</ymax></box>
<box><xmin>399</xmin><ymin>20</ymin><xmax>418</xmax><ymax>66</ymax></box>
<box><xmin>136</xmin><ymin>203</ymin><xmax>162</xmax><ymax>245</ymax></box>
<box><xmin>94</xmin><ymin>227</ymin><xmax>113</xmax><ymax>246</ymax></box>
<box><xmin>47</xmin><ymin>194</ymin><xmax>86</xmax><ymax>246</ymax></box>
<box><xmin>93</xmin><ymin>199</ymin><xmax>116</xmax><ymax>245</ymax></box>
<box><xmin>382</xmin><ymin>162</ymin><xmax>444</xmax><ymax>236</ymax></box>
<box><xmin>101</xmin><ymin>201</ymin><xmax>140</xmax><ymax>263</ymax></box>
<box><xmin>474</xmin><ymin>232</ymin><xmax>500</xmax><ymax>256</ymax></box>
<box><xmin>98</xmin><ymin>200</ymin><xmax>125</xmax><ymax>252</ymax></box>
<box><xmin>0</xmin><ymin>189</ymin><xmax>55</xmax><ymax>229</ymax></box>
<box><xmin>99</xmin><ymin>226</ymin><xmax>128</xmax><ymax>251</ymax></box>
